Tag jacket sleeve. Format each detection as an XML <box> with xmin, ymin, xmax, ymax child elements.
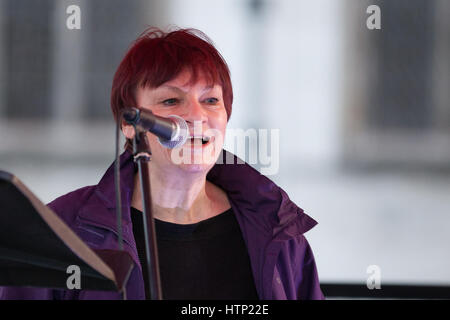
<box><xmin>294</xmin><ymin>235</ymin><xmax>324</xmax><ymax>300</ymax></box>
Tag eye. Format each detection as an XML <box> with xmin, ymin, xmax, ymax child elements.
<box><xmin>204</xmin><ymin>97</ymin><xmax>219</xmax><ymax>104</ymax></box>
<box><xmin>162</xmin><ymin>98</ymin><xmax>179</xmax><ymax>106</ymax></box>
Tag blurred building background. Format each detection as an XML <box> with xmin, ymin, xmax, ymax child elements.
<box><xmin>0</xmin><ymin>0</ymin><xmax>449</xmax><ymax>292</ymax></box>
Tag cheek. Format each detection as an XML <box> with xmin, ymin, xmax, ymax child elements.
<box><xmin>145</xmin><ymin>133</ymin><xmax>171</xmax><ymax>159</ymax></box>
<box><xmin>211</xmin><ymin>109</ymin><xmax>228</xmax><ymax>130</ymax></box>
<box><xmin>215</xmin><ymin>117</ymin><xmax>228</xmax><ymax>143</ymax></box>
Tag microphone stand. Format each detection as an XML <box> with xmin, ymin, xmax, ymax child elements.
<box><xmin>132</xmin><ymin>130</ymin><xmax>163</xmax><ymax>300</ymax></box>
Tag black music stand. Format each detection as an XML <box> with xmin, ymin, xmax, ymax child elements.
<box><xmin>0</xmin><ymin>170</ymin><xmax>134</xmax><ymax>297</ymax></box>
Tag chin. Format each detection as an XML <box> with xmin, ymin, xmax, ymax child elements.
<box><xmin>177</xmin><ymin>162</ymin><xmax>213</xmax><ymax>174</ymax></box>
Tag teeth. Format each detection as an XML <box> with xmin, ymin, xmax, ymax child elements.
<box><xmin>186</xmin><ymin>135</ymin><xmax>211</xmax><ymax>146</ymax></box>
<box><xmin>189</xmin><ymin>136</ymin><xmax>210</xmax><ymax>142</ymax></box>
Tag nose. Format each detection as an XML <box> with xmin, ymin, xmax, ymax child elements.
<box><xmin>183</xmin><ymin>97</ymin><xmax>207</xmax><ymax>126</ymax></box>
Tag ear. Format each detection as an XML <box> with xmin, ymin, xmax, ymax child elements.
<box><xmin>121</xmin><ymin>121</ymin><xmax>136</xmax><ymax>140</ymax></box>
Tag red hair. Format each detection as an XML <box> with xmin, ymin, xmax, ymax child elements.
<box><xmin>111</xmin><ymin>27</ymin><xmax>233</xmax><ymax>129</ymax></box>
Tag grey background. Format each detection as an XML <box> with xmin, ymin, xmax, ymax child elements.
<box><xmin>0</xmin><ymin>0</ymin><xmax>449</xmax><ymax>286</ymax></box>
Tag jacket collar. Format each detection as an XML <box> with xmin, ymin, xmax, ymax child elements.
<box><xmin>91</xmin><ymin>149</ymin><xmax>317</xmax><ymax>238</ymax></box>
<box><xmin>95</xmin><ymin>150</ymin><xmax>136</xmax><ymax>212</ymax></box>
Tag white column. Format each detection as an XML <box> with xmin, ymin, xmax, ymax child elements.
<box><xmin>264</xmin><ymin>0</ymin><xmax>345</xmax><ymax>169</ymax></box>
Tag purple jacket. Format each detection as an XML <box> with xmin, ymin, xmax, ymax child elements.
<box><xmin>0</xmin><ymin>150</ymin><xmax>324</xmax><ymax>300</ymax></box>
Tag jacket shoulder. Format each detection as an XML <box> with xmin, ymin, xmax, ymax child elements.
<box><xmin>47</xmin><ymin>185</ymin><xmax>96</xmax><ymax>226</ymax></box>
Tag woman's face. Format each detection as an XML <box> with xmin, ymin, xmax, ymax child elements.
<box><xmin>123</xmin><ymin>69</ymin><xmax>228</xmax><ymax>175</ymax></box>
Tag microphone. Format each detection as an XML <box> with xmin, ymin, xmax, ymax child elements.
<box><xmin>122</xmin><ymin>107</ymin><xmax>189</xmax><ymax>149</ymax></box>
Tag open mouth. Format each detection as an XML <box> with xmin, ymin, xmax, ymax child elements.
<box><xmin>186</xmin><ymin>135</ymin><xmax>213</xmax><ymax>147</ymax></box>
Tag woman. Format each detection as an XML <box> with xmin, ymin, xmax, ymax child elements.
<box><xmin>0</xmin><ymin>27</ymin><xmax>323</xmax><ymax>300</ymax></box>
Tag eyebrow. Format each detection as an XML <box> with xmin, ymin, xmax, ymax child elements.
<box><xmin>158</xmin><ymin>84</ymin><xmax>216</xmax><ymax>94</ymax></box>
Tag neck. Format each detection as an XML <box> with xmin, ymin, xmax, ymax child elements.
<box><xmin>131</xmin><ymin>162</ymin><xmax>214</xmax><ymax>224</ymax></box>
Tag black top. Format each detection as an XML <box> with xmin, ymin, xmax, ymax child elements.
<box><xmin>130</xmin><ymin>206</ymin><xmax>259</xmax><ymax>300</ymax></box>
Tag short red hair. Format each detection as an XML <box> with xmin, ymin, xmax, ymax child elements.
<box><xmin>111</xmin><ymin>27</ymin><xmax>233</xmax><ymax>128</ymax></box>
